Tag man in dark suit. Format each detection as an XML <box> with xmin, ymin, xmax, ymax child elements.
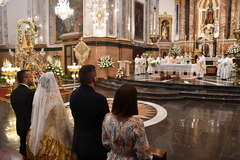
<box><xmin>70</xmin><ymin>65</ymin><xmax>109</xmax><ymax>160</ymax></box>
<box><xmin>10</xmin><ymin>70</ymin><xmax>35</xmax><ymax>156</ymax></box>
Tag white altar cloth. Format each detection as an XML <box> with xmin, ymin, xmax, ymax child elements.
<box><xmin>157</xmin><ymin>64</ymin><xmax>197</xmax><ymax>74</ymax></box>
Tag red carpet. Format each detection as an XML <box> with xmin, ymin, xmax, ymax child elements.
<box><xmin>0</xmin><ymin>88</ymin><xmax>73</xmax><ymax>104</ymax></box>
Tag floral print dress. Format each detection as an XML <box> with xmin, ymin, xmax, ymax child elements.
<box><xmin>102</xmin><ymin>113</ymin><xmax>152</xmax><ymax>160</ymax></box>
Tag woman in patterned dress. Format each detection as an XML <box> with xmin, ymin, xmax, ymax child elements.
<box><xmin>102</xmin><ymin>84</ymin><xmax>152</xmax><ymax>160</ymax></box>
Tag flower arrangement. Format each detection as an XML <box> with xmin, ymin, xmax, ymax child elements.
<box><xmin>171</xmin><ymin>45</ymin><xmax>182</xmax><ymax>56</ymax></box>
<box><xmin>226</xmin><ymin>45</ymin><xmax>240</xmax><ymax>55</ymax></box>
<box><xmin>97</xmin><ymin>56</ymin><xmax>114</xmax><ymax>68</ymax></box>
<box><xmin>16</xmin><ymin>19</ymin><xmax>37</xmax><ymax>45</ymax></box>
<box><xmin>150</xmin><ymin>60</ymin><xmax>158</xmax><ymax>67</ymax></box>
<box><xmin>142</xmin><ymin>52</ymin><xmax>149</xmax><ymax>58</ymax></box>
<box><xmin>46</xmin><ymin>63</ymin><xmax>65</xmax><ymax>78</ymax></box>
<box><xmin>116</xmin><ymin>68</ymin><xmax>124</xmax><ymax>79</ymax></box>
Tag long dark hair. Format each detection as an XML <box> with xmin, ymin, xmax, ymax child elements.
<box><xmin>112</xmin><ymin>84</ymin><xmax>138</xmax><ymax>117</ymax></box>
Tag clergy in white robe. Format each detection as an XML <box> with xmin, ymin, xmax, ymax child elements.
<box><xmin>147</xmin><ymin>56</ymin><xmax>155</xmax><ymax>74</ymax></box>
<box><xmin>156</xmin><ymin>56</ymin><xmax>161</xmax><ymax>72</ymax></box>
<box><xmin>140</xmin><ymin>56</ymin><xmax>147</xmax><ymax>74</ymax></box>
<box><xmin>217</xmin><ymin>55</ymin><xmax>224</xmax><ymax>77</ymax></box>
<box><xmin>196</xmin><ymin>53</ymin><xmax>206</xmax><ymax>79</ymax></box>
<box><xmin>134</xmin><ymin>55</ymin><xmax>141</xmax><ymax>75</ymax></box>
<box><xmin>220</xmin><ymin>55</ymin><xmax>234</xmax><ymax>80</ymax></box>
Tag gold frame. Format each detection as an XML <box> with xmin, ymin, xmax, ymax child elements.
<box><xmin>159</xmin><ymin>12</ymin><xmax>173</xmax><ymax>42</ymax></box>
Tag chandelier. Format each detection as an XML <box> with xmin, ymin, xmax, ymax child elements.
<box><xmin>87</xmin><ymin>0</ymin><xmax>110</xmax><ymax>29</ymax></box>
<box><xmin>55</xmin><ymin>0</ymin><xmax>74</xmax><ymax>20</ymax></box>
<box><xmin>0</xmin><ymin>0</ymin><xmax>9</xmax><ymax>6</ymax></box>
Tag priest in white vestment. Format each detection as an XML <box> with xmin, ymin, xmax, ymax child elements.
<box><xmin>220</xmin><ymin>54</ymin><xmax>234</xmax><ymax>80</ymax></box>
<box><xmin>196</xmin><ymin>52</ymin><xmax>206</xmax><ymax>79</ymax></box>
<box><xmin>217</xmin><ymin>55</ymin><xmax>224</xmax><ymax>77</ymax></box>
<box><xmin>134</xmin><ymin>55</ymin><xmax>141</xmax><ymax>75</ymax></box>
<box><xmin>147</xmin><ymin>56</ymin><xmax>155</xmax><ymax>74</ymax></box>
<box><xmin>156</xmin><ymin>55</ymin><xmax>161</xmax><ymax>73</ymax></box>
<box><xmin>140</xmin><ymin>56</ymin><xmax>147</xmax><ymax>74</ymax></box>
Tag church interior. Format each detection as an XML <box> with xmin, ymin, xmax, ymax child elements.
<box><xmin>0</xmin><ymin>0</ymin><xmax>240</xmax><ymax>159</ymax></box>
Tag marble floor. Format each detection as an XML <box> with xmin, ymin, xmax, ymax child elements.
<box><xmin>126</xmin><ymin>74</ymin><xmax>239</xmax><ymax>87</ymax></box>
<box><xmin>0</xmin><ymin>87</ymin><xmax>240</xmax><ymax>160</ymax></box>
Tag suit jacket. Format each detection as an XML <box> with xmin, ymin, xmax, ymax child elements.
<box><xmin>70</xmin><ymin>85</ymin><xmax>109</xmax><ymax>160</ymax></box>
<box><xmin>10</xmin><ymin>84</ymin><xmax>34</xmax><ymax>137</ymax></box>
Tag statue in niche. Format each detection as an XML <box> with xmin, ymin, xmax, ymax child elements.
<box><xmin>22</xmin><ymin>28</ymin><xmax>33</xmax><ymax>52</ymax></box>
<box><xmin>204</xmin><ymin>1</ymin><xmax>214</xmax><ymax>25</ymax></box>
<box><xmin>161</xmin><ymin>21</ymin><xmax>169</xmax><ymax>41</ymax></box>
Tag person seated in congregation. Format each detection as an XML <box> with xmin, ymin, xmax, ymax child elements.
<box><xmin>27</xmin><ymin>72</ymin><xmax>74</xmax><ymax>160</ymax></box>
<box><xmin>102</xmin><ymin>84</ymin><xmax>152</xmax><ymax>160</ymax></box>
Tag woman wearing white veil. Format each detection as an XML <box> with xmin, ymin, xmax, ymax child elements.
<box><xmin>27</xmin><ymin>72</ymin><xmax>73</xmax><ymax>160</ymax></box>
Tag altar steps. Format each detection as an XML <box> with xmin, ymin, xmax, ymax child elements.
<box><xmin>97</xmin><ymin>78</ymin><xmax>240</xmax><ymax>102</ymax></box>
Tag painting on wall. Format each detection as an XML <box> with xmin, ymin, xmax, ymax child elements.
<box><xmin>49</xmin><ymin>0</ymin><xmax>83</xmax><ymax>44</ymax></box>
<box><xmin>134</xmin><ymin>1</ymin><xmax>144</xmax><ymax>41</ymax></box>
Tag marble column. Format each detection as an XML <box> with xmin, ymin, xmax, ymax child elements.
<box><xmin>230</xmin><ymin>0</ymin><xmax>238</xmax><ymax>38</ymax></box>
<box><xmin>179</xmin><ymin>0</ymin><xmax>185</xmax><ymax>40</ymax></box>
<box><xmin>175</xmin><ymin>0</ymin><xmax>180</xmax><ymax>40</ymax></box>
<box><xmin>0</xmin><ymin>7</ymin><xmax>3</xmax><ymax>44</ymax></box>
<box><xmin>189</xmin><ymin>0</ymin><xmax>195</xmax><ymax>39</ymax></box>
<box><xmin>219</xmin><ymin>0</ymin><xmax>227</xmax><ymax>37</ymax></box>
<box><xmin>0</xmin><ymin>6</ymin><xmax>8</xmax><ymax>45</ymax></box>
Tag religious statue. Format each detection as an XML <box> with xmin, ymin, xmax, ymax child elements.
<box><xmin>22</xmin><ymin>29</ymin><xmax>34</xmax><ymax>52</ymax></box>
<box><xmin>161</xmin><ymin>21</ymin><xmax>169</xmax><ymax>41</ymax></box>
<box><xmin>204</xmin><ymin>1</ymin><xmax>214</xmax><ymax>25</ymax></box>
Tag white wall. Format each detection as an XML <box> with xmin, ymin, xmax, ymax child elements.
<box><xmin>159</xmin><ymin>0</ymin><xmax>176</xmax><ymax>41</ymax></box>
<box><xmin>7</xmin><ymin>0</ymin><xmax>28</xmax><ymax>46</ymax></box>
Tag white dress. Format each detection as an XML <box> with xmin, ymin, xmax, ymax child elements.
<box><xmin>27</xmin><ymin>72</ymin><xmax>73</xmax><ymax>160</ymax></box>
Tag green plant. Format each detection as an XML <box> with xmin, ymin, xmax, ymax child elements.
<box><xmin>171</xmin><ymin>45</ymin><xmax>182</xmax><ymax>56</ymax></box>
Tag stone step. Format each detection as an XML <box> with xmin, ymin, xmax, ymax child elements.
<box><xmin>97</xmin><ymin>79</ymin><xmax>240</xmax><ymax>102</ymax></box>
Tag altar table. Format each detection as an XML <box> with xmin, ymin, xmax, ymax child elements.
<box><xmin>157</xmin><ymin>64</ymin><xmax>197</xmax><ymax>76</ymax></box>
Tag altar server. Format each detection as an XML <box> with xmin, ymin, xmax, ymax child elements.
<box><xmin>147</xmin><ymin>56</ymin><xmax>155</xmax><ymax>74</ymax></box>
<box><xmin>140</xmin><ymin>56</ymin><xmax>147</xmax><ymax>74</ymax></box>
<box><xmin>134</xmin><ymin>55</ymin><xmax>141</xmax><ymax>75</ymax></box>
<box><xmin>196</xmin><ymin>52</ymin><xmax>206</xmax><ymax>79</ymax></box>
<box><xmin>217</xmin><ymin>55</ymin><xmax>224</xmax><ymax>77</ymax></box>
<box><xmin>220</xmin><ymin>54</ymin><xmax>234</xmax><ymax>80</ymax></box>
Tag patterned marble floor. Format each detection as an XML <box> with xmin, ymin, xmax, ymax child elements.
<box><xmin>126</xmin><ymin>74</ymin><xmax>239</xmax><ymax>87</ymax></box>
<box><xmin>1</xmin><ymin>87</ymin><xmax>240</xmax><ymax>160</ymax></box>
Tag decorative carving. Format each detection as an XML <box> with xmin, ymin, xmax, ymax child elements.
<box><xmin>233</xmin><ymin>24</ymin><xmax>240</xmax><ymax>44</ymax></box>
<box><xmin>159</xmin><ymin>12</ymin><xmax>172</xmax><ymax>42</ymax></box>
<box><xmin>74</xmin><ymin>37</ymin><xmax>90</xmax><ymax>65</ymax></box>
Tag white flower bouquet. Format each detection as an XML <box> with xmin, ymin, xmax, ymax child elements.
<box><xmin>97</xmin><ymin>56</ymin><xmax>114</xmax><ymax>68</ymax></box>
<box><xmin>227</xmin><ymin>45</ymin><xmax>240</xmax><ymax>55</ymax></box>
<box><xmin>150</xmin><ymin>60</ymin><xmax>158</xmax><ymax>67</ymax></box>
<box><xmin>171</xmin><ymin>45</ymin><xmax>182</xmax><ymax>56</ymax></box>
